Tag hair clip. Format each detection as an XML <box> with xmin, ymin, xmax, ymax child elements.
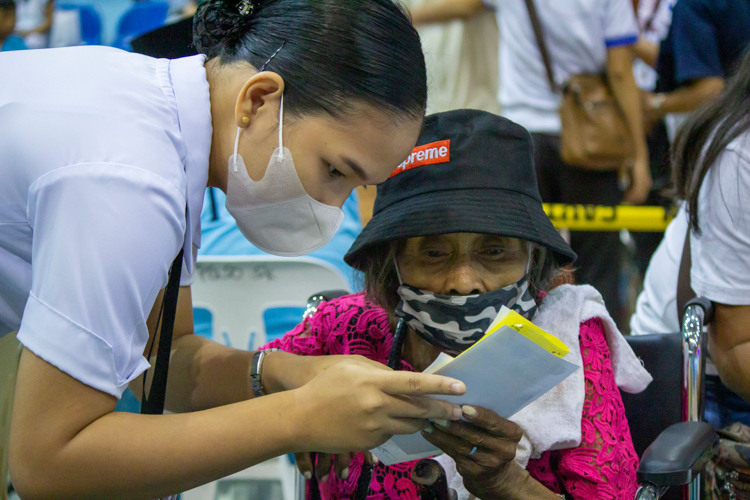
<box><xmin>238</xmin><ymin>0</ymin><xmax>254</xmax><ymax>16</ymax></box>
<box><xmin>258</xmin><ymin>41</ymin><xmax>286</xmax><ymax>72</ymax></box>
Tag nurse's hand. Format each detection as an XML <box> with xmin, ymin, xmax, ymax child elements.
<box><xmin>290</xmin><ymin>357</ymin><xmax>466</xmax><ymax>453</ymax></box>
<box><xmin>261</xmin><ymin>352</ymin><xmax>393</xmax><ymax>394</ymax></box>
<box><xmin>293</xmin><ymin>451</ymin><xmax>378</xmax><ymax>484</ymax></box>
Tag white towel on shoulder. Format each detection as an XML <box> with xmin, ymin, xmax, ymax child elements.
<box><xmin>436</xmin><ymin>284</ymin><xmax>652</xmax><ymax>500</ymax></box>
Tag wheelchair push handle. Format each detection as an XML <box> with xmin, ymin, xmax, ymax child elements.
<box><xmin>682</xmin><ymin>297</ymin><xmax>712</xmax><ymax>424</ymax></box>
<box><xmin>683</xmin><ymin>297</ymin><xmax>714</xmax><ymax>326</ymax></box>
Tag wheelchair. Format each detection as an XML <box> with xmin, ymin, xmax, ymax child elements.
<box><xmin>303</xmin><ymin>292</ymin><xmax>721</xmax><ymax>500</ymax></box>
<box><xmin>626</xmin><ymin>297</ymin><xmax>718</xmax><ymax>500</ymax></box>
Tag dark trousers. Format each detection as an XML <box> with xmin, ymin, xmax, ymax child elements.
<box><xmin>532</xmin><ymin>133</ymin><xmax>624</xmax><ymax>325</ymax></box>
<box><xmin>705</xmin><ymin>375</ymin><xmax>750</xmax><ymax>428</ymax></box>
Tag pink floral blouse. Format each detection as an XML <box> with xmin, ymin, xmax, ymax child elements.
<box><xmin>262</xmin><ymin>293</ymin><xmax>639</xmax><ymax>500</ymax></box>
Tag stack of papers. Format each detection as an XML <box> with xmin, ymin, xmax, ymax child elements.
<box><xmin>371</xmin><ymin>307</ymin><xmax>579</xmax><ymax>465</ymax></box>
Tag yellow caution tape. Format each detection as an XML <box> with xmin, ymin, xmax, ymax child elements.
<box><xmin>543</xmin><ymin>204</ymin><xmax>678</xmax><ymax>232</ymax></box>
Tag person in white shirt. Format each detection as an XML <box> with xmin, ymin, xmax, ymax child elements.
<box><xmin>408</xmin><ymin>0</ymin><xmax>651</xmax><ymax>327</ymax></box>
<box><xmin>630</xmin><ymin>0</ymin><xmax>676</xmax><ymax>277</ymax></box>
<box><xmin>13</xmin><ymin>0</ymin><xmax>51</xmax><ymax>48</ymax></box>
<box><xmin>633</xmin><ymin>0</ymin><xmax>676</xmax><ymax>91</ymax></box>
<box><xmin>0</xmin><ymin>0</ymin><xmax>469</xmax><ymax>497</ymax></box>
<box><xmin>632</xmin><ymin>49</ymin><xmax>750</xmax><ymax>409</ymax></box>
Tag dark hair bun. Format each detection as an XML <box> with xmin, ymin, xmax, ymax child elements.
<box><xmin>193</xmin><ymin>0</ymin><xmax>258</xmax><ymax>58</ymax></box>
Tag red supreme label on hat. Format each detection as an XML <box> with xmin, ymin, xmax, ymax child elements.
<box><xmin>389</xmin><ymin>140</ymin><xmax>450</xmax><ymax>178</ymax></box>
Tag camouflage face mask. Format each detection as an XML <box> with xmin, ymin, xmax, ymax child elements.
<box><xmin>394</xmin><ymin>276</ymin><xmax>538</xmax><ymax>355</ymax></box>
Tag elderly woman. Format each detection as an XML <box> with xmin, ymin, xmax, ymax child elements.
<box><xmin>262</xmin><ymin>110</ymin><xmax>652</xmax><ymax>500</ymax></box>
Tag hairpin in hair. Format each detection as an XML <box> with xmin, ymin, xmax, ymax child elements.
<box><xmin>238</xmin><ymin>0</ymin><xmax>254</xmax><ymax>16</ymax></box>
<box><xmin>258</xmin><ymin>41</ymin><xmax>286</xmax><ymax>72</ymax></box>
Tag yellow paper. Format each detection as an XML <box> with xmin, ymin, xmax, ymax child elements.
<box><xmin>459</xmin><ymin>307</ymin><xmax>570</xmax><ymax>359</ymax></box>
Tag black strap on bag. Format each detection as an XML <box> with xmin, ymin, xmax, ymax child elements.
<box><xmin>141</xmin><ymin>249</ymin><xmax>184</xmax><ymax>415</ymax></box>
<box><xmin>643</xmin><ymin>0</ymin><xmax>664</xmax><ymax>33</ymax></box>
<box><xmin>524</xmin><ymin>0</ymin><xmax>559</xmax><ymax>95</ymax></box>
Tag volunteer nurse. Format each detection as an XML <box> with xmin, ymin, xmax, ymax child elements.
<box><xmin>0</xmin><ymin>0</ymin><xmax>467</xmax><ymax>497</ymax></box>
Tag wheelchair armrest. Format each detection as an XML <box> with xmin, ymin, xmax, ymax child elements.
<box><xmin>637</xmin><ymin>421</ymin><xmax>718</xmax><ymax>487</ymax></box>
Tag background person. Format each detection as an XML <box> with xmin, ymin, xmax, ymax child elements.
<box><xmin>643</xmin><ymin>0</ymin><xmax>750</xmax><ymax>141</ymax></box>
<box><xmin>632</xmin><ymin>49</ymin><xmax>750</xmax><ymax>422</ymax></box>
<box><xmin>13</xmin><ymin>0</ymin><xmax>51</xmax><ymax>48</ymax></box>
<box><xmin>264</xmin><ymin>110</ymin><xmax>652</xmax><ymax>500</ymax></box>
<box><xmin>629</xmin><ymin>0</ymin><xmax>676</xmax><ymax>277</ymax></box>
<box><xmin>0</xmin><ymin>0</ymin><xmax>25</xmax><ymax>51</ymax></box>
<box><xmin>357</xmin><ymin>0</ymin><xmax>501</xmax><ymax>225</ymax></box>
<box><xmin>0</xmin><ymin>0</ymin><xmax>469</xmax><ymax>497</ymax></box>
<box><xmin>408</xmin><ymin>0</ymin><xmax>651</xmax><ymax>329</ymax></box>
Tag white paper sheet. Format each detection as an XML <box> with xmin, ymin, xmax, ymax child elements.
<box><xmin>371</xmin><ymin>325</ymin><xmax>579</xmax><ymax>465</ymax></box>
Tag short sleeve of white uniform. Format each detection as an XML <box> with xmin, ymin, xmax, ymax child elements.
<box><xmin>17</xmin><ymin>164</ymin><xmax>185</xmax><ymax>398</ymax></box>
<box><xmin>691</xmin><ymin>137</ymin><xmax>750</xmax><ymax>305</ymax></box>
<box><xmin>603</xmin><ymin>0</ymin><xmax>639</xmax><ymax>48</ymax></box>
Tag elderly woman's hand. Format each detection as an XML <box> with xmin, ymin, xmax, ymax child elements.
<box><xmin>421</xmin><ymin>405</ymin><xmax>553</xmax><ymax>500</ymax></box>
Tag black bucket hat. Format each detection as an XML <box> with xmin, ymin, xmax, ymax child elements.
<box><xmin>344</xmin><ymin>109</ymin><xmax>577</xmax><ymax>270</ymax></box>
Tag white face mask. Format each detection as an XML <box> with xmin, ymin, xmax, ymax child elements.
<box><xmin>225</xmin><ymin>95</ymin><xmax>345</xmax><ymax>257</ymax></box>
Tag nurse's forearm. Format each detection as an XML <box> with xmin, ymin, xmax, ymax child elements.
<box><xmin>10</xmin><ymin>349</ymin><xmax>300</xmax><ymax>500</ymax></box>
<box><xmin>135</xmin><ymin>285</ymin><xmax>312</xmax><ymax>412</ymax></box>
<box><xmin>139</xmin><ymin>287</ymin><xmax>383</xmax><ymax>413</ymax></box>
<box><xmin>11</xmin><ymin>347</ymin><xmax>466</xmax><ymax>499</ymax></box>
<box><xmin>131</xmin><ymin>285</ymin><xmax>259</xmax><ymax>412</ymax></box>
<box><xmin>160</xmin><ymin>334</ymin><xmax>320</xmax><ymax>412</ymax></box>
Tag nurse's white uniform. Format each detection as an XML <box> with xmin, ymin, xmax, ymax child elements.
<box><xmin>0</xmin><ymin>46</ymin><xmax>211</xmax><ymax>398</ymax></box>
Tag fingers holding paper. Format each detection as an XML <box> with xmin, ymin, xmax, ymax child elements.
<box><xmin>292</xmin><ymin>360</ymin><xmax>466</xmax><ymax>453</ymax></box>
<box><xmin>421</xmin><ymin>405</ymin><xmax>532</xmax><ymax>498</ymax></box>
<box><xmin>423</xmin><ymin>405</ymin><xmax>521</xmax><ymax>466</ymax></box>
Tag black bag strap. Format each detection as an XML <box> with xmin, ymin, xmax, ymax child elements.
<box><xmin>643</xmin><ymin>0</ymin><xmax>664</xmax><ymax>33</ymax></box>
<box><xmin>141</xmin><ymin>248</ymin><xmax>184</xmax><ymax>415</ymax></box>
<box><xmin>676</xmin><ymin>227</ymin><xmax>695</xmax><ymax>324</ymax></box>
<box><xmin>523</xmin><ymin>0</ymin><xmax>559</xmax><ymax>94</ymax></box>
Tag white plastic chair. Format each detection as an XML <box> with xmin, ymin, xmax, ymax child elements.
<box><xmin>182</xmin><ymin>256</ymin><xmax>352</xmax><ymax>500</ymax></box>
<box><xmin>189</xmin><ymin>255</ymin><xmax>351</xmax><ymax>350</ymax></box>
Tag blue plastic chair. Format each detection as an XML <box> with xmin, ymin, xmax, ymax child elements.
<box><xmin>112</xmin><ymin>1</ymin><xmax>169</xmax><ymax>51</ymax></box>
<box><xmin>56</xmin><ymin>4</ymin><xmax>102</xmax><ymax>45</ymax></box>
<box><xmin>77</xmin><ymin>5</ymin><xmax>103</xmax><ymax>45</ymax></box>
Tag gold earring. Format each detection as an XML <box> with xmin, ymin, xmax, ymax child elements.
<box><xmin>241</xmin><ymin>117</ymin><xmax>250</xmax><ymax>124</ymax></box>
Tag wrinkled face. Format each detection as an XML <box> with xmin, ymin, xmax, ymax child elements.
<box><xmin>239</xmin><ymin>103</ymin><xmax>423</xmax><ymax>208</ymax></box>
<box><xmin>398</xmin><ymin>233</ymin><xmax>530</xmax><ymax>295</ymax></box>
<box><xmin>0</xmin><ymin>7</ymin><xmax>16</xmax><ymax>39</ymax></box>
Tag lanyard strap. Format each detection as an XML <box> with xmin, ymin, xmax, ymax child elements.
<box><xmin>141</xmin><ymin>249</ymin><xmax>184</xmax><ymax>415</ymax></box>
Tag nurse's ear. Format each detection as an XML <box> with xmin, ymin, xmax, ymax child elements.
<box><xmin>234</xmin><ymin>72</ymin><xmax>286</xmax><ymax>129</ymax></box>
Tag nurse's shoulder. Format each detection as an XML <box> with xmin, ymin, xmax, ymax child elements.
<box><xmin>0</xmin><ymin>46</ymin><xmax>192</xmax><ymax>192</ymax></box>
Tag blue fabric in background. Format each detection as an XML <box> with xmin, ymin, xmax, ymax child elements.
<box><xmin>1</xmin><ymin>36</ymin><xmax>27</xmax><ymax>51</ymax></box>
<box><xmin>199</xmin><ymin>188</ymin><xmax>363</xmax><ymax>289</ymax></box>
<box><xmin>47</xmin><ymin>0</ymin><xmax>189</xmax><ymax>46</ymax></box>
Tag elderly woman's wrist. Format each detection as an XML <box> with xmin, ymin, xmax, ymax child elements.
<box><xmin>478</xmin><ymin>462</ymin><xmax>556</xmax><ymax>500</ymax></box>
